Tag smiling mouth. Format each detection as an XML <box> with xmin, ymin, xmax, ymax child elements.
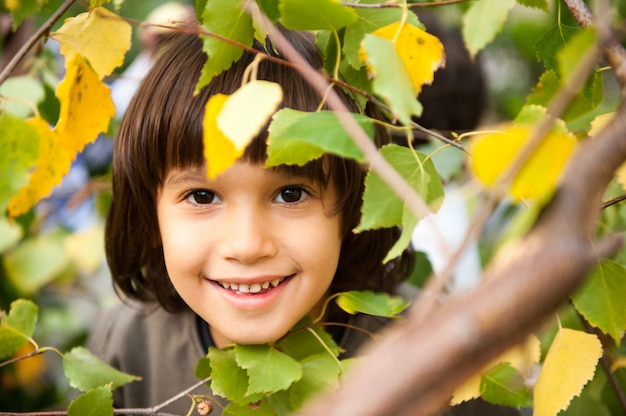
<box><xmin>216</xmin><ymin>276</ymin><xmax>290</xmax><ymax>294</ymax></box>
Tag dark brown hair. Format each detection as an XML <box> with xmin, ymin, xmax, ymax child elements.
<box><xmin>105</xmin><ymin>29</ymin><xmax>414</xmax><ymax>312</ymax></box>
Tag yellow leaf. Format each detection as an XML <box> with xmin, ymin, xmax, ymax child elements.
<box><xmin>368</xmin><ymin>22</ymin><xmax>445</xmax><ymax>93</ymax></box>
<box><xmin>588</xmin><ymin>112</ymin><xmax>615</xmax><ymax>138</ymax></box>
<box><xmin>8</xmin><ymin>117</ymin><xmax>71</xmax><ymax>217</ymax></box>
<box><xmin>8</xmin><ymin>55</ymin><xmax>115</xmax><ymax>217</ymax></box>
<box><xmin>217</xmin><ymin>80</ymin><xmax>283</xmax><ymax>151</ymax></box>
<box><xmin>534</xmin><ymin>328</ymin><xmax>603</xmax><ymax>416</ymax></box>
<box><xmin>469</xmin><ymin>124</ymin><xmax>577</xmax><ymax>200</ymax></box>
<box><xmin>55</xmin><ymin>54</ymin><xmax>115</xmax><ymax>152</ymax></box>
<box><xmin>204</xmin><ymin>94</ymin><xmax>240</xmax><ymax>179</ymax></box>
<box><xmin>451</xmin><ymin>334</ymin><xmax>540</xmax><ymax>405</ymax></box>
<box><xmin>52</xmin><ymin>7</ymin><xmax>131</xmax><ymax>78</ymax></box>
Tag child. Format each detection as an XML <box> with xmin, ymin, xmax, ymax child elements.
<box><xmin>88</xmin><ymin>28</ymin><xmax>414</xmax><ymax>414</ymax></box>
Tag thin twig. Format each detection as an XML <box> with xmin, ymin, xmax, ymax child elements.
<box><xmin>0</xmin><ymin>0</ymin><xmax>77</xmax><ymax>85</ymax></box>
<box><xmin>602</xmin><ymin>194</ymin><xmax>626</xmax><ymax>210</ymax></box>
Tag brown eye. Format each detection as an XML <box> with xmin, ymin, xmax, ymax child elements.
<box><xmin>276</xmin><ymin>187</ymin><xmax>306</xmax><ymax>203</ymax></box>
<box><xmin>190</xmin><ymin>190</ymin><xmax>220</xmax><ymax>204</ymax></box>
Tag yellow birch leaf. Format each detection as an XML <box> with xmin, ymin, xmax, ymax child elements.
<box><xmin>204</xmin><ymin>94</ymin><xmax>240</xmax><ymax>179</ymax></box>
<box><xmin>533</xmin><ymin>328</ymin><xmax>603</xmax><ymax>416</ymax></box>
<box><xmin>588</xmin><ymin>112</ymin><xmax>615</xmax><ymax>138</ymax></box>
<box><xmin>469</xmin><ymin>124</ymin><xmax>577</xmax><ymax>200</ymax></box>
<box><xmin>7</xmin><ymin>117</ymin><xmax>71</xmax><ymax>217</ymax></box>
<box><xmin>451</xmin><ymin>334</ymin><xmax>540</xmax><ymax>405</ymax></box>
<box><xmin>217</xmin><ymin>80</ymin><xmax>283</xmax><ymax>151</ymax></box>
<box><xmin>368</xmin><ymin>21</ymin><xmax>445</xmax><ymax>93</ymax></box>
<box><xmin>55</xmin><ymin>54</ymin><xmax>115</xmax><ymax>153</ymax></box>
<box><xmin>52</xmin><ymin>7</ymin><xmax>131</xmax><ymax>78</ymax></box>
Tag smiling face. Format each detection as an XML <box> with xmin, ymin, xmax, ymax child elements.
<box><xmin>156</xmin><ymin>161</ymin><xmax>342</xmax><ymax>348</ymax></box>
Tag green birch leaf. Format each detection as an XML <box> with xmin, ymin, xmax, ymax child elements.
<box><xmin>0</xmin><ymin>112</ymin><xmax>40</xmax><ymax>215</ymax></box>
<box><xmin>197</xmin><ymin>0</ymin><xmax>254</xmax><ymax>91</ymax></box>
<box><xmin>462</xmin><ymin>0</ymin><xmax>516</xmax><ymax>58</ymax></box>
<box><xmin>0</xmin><ymin>218</ymin><xmax>22</xmax><ymax>254</ymax></box>
<box><xmin>63</xmin><ymin>347</ymin><xmax>140</xmax><ymax>392</ymax></box>
<box><xmin>223</xmin><ymin>400</ymin><xmax>275</xmax><ymax>415</ymax></box>
<box><xmin>289</xmin><ymin>353</ymin><xmax>342</xmax><ymax>409</ymax></box>
<box><xmin>356</xmin><ymin>144</ymin><xmax>443</xmax><ymax>232</ymax></box>
<box><xmin>67</xmin><ymin>386</ymin><xmax>114</xmax><ymax>416</ymax></box>
<box><xmin>3</xmin><ymin>232</ymin><xmax>70</xmax><ymax>294</ymax></box>
<box><xmin>257</xmin><ymin>0</ymin><xmax>281</xmax><ymax>22</ymax></box>
<box><xmin>208</xmin><ymin>347</ymin><xmax>263</xmax><ymax>405</ymax></box>
<box><xmin>278</xmin><ymin>321</ymin><xmax>341</xmax><ymax>361</ymax></box>
<box><xmin>343</xmin><ymin>1</ymin><xmax>422</xmax><ymax>69</ymax></box>
<box><xmin>558</xmin><ymin>27</ymin><xmax>598</xmax><ymax>80</ymax></box>
<box><xmin>516</xmin><ymin>0</ymin><xmax>549</xmax><ymax>12</ymax></box>
<box><xmin>0</xmin><ymin>299</ymin><xmax>38</xmax><ymax>359</ymax></box>
<box><xmin>6</xmin><ymin>0</ymin><xmax>41</xmax><ymax>30</ymax></box>
<box><xmin>534</xmin><ymin>24</ymin><xmax>580</xmax><ymax>74</ymax></box>
<box><xmin>480</xmin><ymin>362</ymin><xmax>533</xmax><ymax>408</ymax></box>
<box><xmin>384</xmin><ymin>204</ymin><xmax>418</xmax><ymax>263</ymax></box>
<box><xmin>280</xmin><ymin>0</ymin><xmax>357</xmax><ymax>31</ymax></box>
<box><xmin>361</xmin><ymin>34</ymin><xmax>422</xmax><ymax>125</ymax></box>
<box><xmin>234</xmin><ymin>344</ymin><xmax>303</xmax><ymax>395</ymax></box>
<box><xmin>266</xmin><ymin>109</ymin><xmax>374</xmax><ymax>166</ymax></box>
<box><xmin>336</xmin><ymin>290</ymin><xmax>410</xmax><ymax>317</ymax></box>
<box><xmin>571</xmin><ymin>260</ymin><xmax>626</xmax><ymax>345</ymax></box>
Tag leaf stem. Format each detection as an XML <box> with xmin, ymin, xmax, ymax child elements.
<box><xmin>0</xmin><ymin>0</ymin><xmax>77</xmax><ymax>85</ymax></box>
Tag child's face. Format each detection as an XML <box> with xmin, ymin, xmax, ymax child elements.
<box><xmin>156</xmin><ymin>161</ymin><xmax>343</xmax><ymax>348</ymax></box>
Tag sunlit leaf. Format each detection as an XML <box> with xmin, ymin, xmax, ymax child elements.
<box><xmin>516</xmin><ymin>0</ymin><xmax>549</xmax><ymax>11</ymax></box>
<box><xmin>204</xmin><ymin>94</ymin><xmax>238</xmax><ymax>178</ymax></box>
<box><xmin>0</xmin><ymin>299</ymin><xmax>38</xmax><ymax>359</ymax></box>
<box><xmin>280</xmin><ymin>0</ymin><xmax>356</xmax><ymax>31</ymax></box>
<box><xmin>208</xmin><ymin>347</ymin><xmax>264</xmax><ymax>404</ymax></box>
<box><xmin>223</xmin><ymin>400</ymin><xmax>275</xmax><ymax>415</ymax></box>
<box><xmin>63</xmin><ymin>347</ymin><xmax>140</xmax><ymax>392</ymax></box>
<box><xmin>357</xmin><ymin>144</ymin><xmax>443</xmax><ymax>232</ymax></box>
<box><xmin>234</xmin><ymin>344</ymin><xmax>303</xmax><ymax>395</ymax></box>
<box><xmin>469</xmin><ymin>123</ymin><xmax>577</xmax><ymax>200</ymax></box>
<box><xmin>52</xmin><ymin>7</ymin><xmax>131</xmax><ymax>78</ymax></box>
<box><xmin>343</xmin><ymin>1</ymin><xmax>421</xmax><ymax>69</ymax></box>
<box><xmin>571</xmin><ymin>260</ymin><xmax>626</xmax><ymax>345</ymax></box>
<box><xmin>360</xmin><ymin>34</ymin><xmax>422</xmax><ymax>125</ymax></box>
<box><xmin>452</xmin><ymin>334</ymin><xmax>540</xmax><ymax>405</ymax></box>
<box><xmin>289</xmin><ymin>353</ymin><xmax>342</xmax><ymax>409</ymax></box>
<box><xmin>534</xmin><ymin>328</ymin><xmax>603</xmax><ymax>416</ymax></box>
<box><xmin>367</xmin><ymin>22</ymin><xmax>445</xmax><ymax>94</ymax></box>
<box><xmin>558</xmin><ymin>27</ymin><xmax>597</xmax><ymax>80</ymax></box>
<box><xmin>267</xmin><ymin>109</ymin><xmax>374</xmax><ymax>166</ymax></box>
<box><xmin>0</xmin><ymin>75</ymin><xmax>45</xmax><ymax>117</ymax></box>
<box><xmin>64</xmin><ymin>224</ymin><xmax>105</xmax><ymax>272</ymax></box>
<box><xmin>462</xmin><ymin>0</ymin><xmax>516</xmax><ymax>58</ymax></box>
<box><xmin>0</xmin><ymin>218</ymin><xmax>22</xmax><ymax>254</ymax></box>
<box><xmin>198</xmin><ymin>0</ymin><xmax>254</xmax><ymax>91</ymax></box>
<box><xmin>480</xmin><ymin>362</ymin><xmax>532</xmax><ymax>408</ymax></box>
<box><xmin>217</xmin><ymin>80</ymin><xmax>282</xmax><ymax>150</ymax></box>
<box><xmin>336</xmin><ymin>291</ymin><xmax>410</xmax><ymax>317</ymax></box>
<box><xmin>588</xmin><ymin>112</ymin><xmax>614</xmax><ymax>138</ymax></box>
<box><xmin>67</xmin><ymin>386</ymin><xmax>113</xmax><ymax>416</ymax></box>
<box><xmin>3</xmin><ymin>232</ymin><xmax>70</xmax><ymax>294</ymax></box>
<box><xmin>0</xmin><ymin>113</ymin><xmax>40</xmax><ymax>215</ymax></box>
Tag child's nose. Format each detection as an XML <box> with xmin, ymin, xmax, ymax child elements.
<box><xmin>217</xmin><ymin>207</ymin><xmax>278</xmax><ymax>264</ymax></box>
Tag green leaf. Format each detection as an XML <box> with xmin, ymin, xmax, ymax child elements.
<box><xmin>534</xmin><ymin>24</ymin><xmax>580</xmax><ymax>74</ymax></box>
<box><xmin>3</xmin><ymin>232</ymin><xmax>70</xmax><ymax>294</ymax></box>
<box><xmin>278</xmin><ymin>324</ymin><xmax>341</xmax><ymax>362</ymax></box>
<box><xmin>257</xmin><ymin>0</ymin><xmax>281</xmax><ymax>22</ymax></box>
<box><xmin>6</xmin><ymin>0</ymin><xmax>41</xmax><ymax>30</ymax></box>
<box><xmin>280</xmin><ymin>0</ymin><xmax>357</xmax><ymax>31</ymax></box>
<box><xmin>197</xmin><ymin>0</ymin><xmax>254</xmax><ymax>91</ymax></box>
<box><xmin>67</xmin><ymin>386</ymin><xmax>114</xmax><ymax>416</ymax></box>
<box><xmin>209</xmin><ymin>347</ymin><xmax>264</xmax><ymax>405</ymax></box>
<box><xmin>516</xmin><ymin>0</ymin><xmax>549</xmax><ymax>12</ymax></box>
<box><xmin>558</xmin><ymin>27</ymin><xmax>598</xmax><ymax>80</ymax></box>
<box><xmin>289</xmin><ymin>353</ymin><xmax>342</xmax><ymax>409</ymax></box>
<box><xmin>361</xmin><ymin>34</ymin><xmax>422</xmax><ymax>125</ymax></box>
<box><xmin>234</xmin><ymin>344</ymin><xmax>303</xmax><ymax>395</ymax></box>
<box><xmin>357</xmin><ymin>144</ymin><xmax>443</xmax><ymax>232</ymax></box>
<box><xmin>266</xmin><ymin>109</ymin><xmax>374</xmax><ymax>166</ymax></box>
<box><xmin>0</xmin><ymin>299</ymin><xmax>38</xmax><ymax>359</ymax></box>
<box><xmin>383</xmin><ymin>204</ymin><xmax>418</xmax><ymax>263</ymax></box>
<box><xmin>462</xmin><ymin>0</ymin><xmax>516</xmax><ymax>58</ymax></box>
<box><xmin>480</xmin><ymin>362</ymin><xmax>532</xmax><ymax>408</ymax></box>
<box><xmin>63</xmin><ymin>347</ymin><xmax>140</xmax><ymax>393</ymax></box>
<box><xmin>0</xmin><ymin>76</ymin><xmax>45</xmax><ymax>118</ymax></box>
<box><xmin>343</xmin><ymin>1</ymin><xmax>421</xmax><ymax>69</ymax></box>
<box><xmin>0</xmin><ymin>112</ymin><xmax>40</xmax><ymax>215</ymax></box>
<box><xmin>335</xmin><ymin>291</ymin><xmax>410</xmax><ymax>317</ymax></box>
<box><xmin>571</xmin><ymin>259</ymin><xmax>626</xmax><ymax>345</ymax></box>
<box><xmin>223</xmin><ymin>399</ymin><xmax>275</xmax><ymax>416</ymax></box>
<box><xmin>0</xmin><ymin>217</ymin><xmax>22</xmax><ymax>254</ymax></box>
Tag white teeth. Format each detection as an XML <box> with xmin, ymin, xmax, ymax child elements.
<box><xmin>217</xmin><ymin>277</ymin><xmax>286</xmax><ymax>293</ymax></box>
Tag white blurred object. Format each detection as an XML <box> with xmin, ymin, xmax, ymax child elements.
<box><xmin>412</xmin><ymin>186</ymin><xmax>482</xmax><ymax>294</ymax></box>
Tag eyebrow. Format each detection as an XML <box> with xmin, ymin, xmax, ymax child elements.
<box><xmin>164</xmin><ymin>169</ymin><xmax>208</xmax><ymax>187</ymax></box>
